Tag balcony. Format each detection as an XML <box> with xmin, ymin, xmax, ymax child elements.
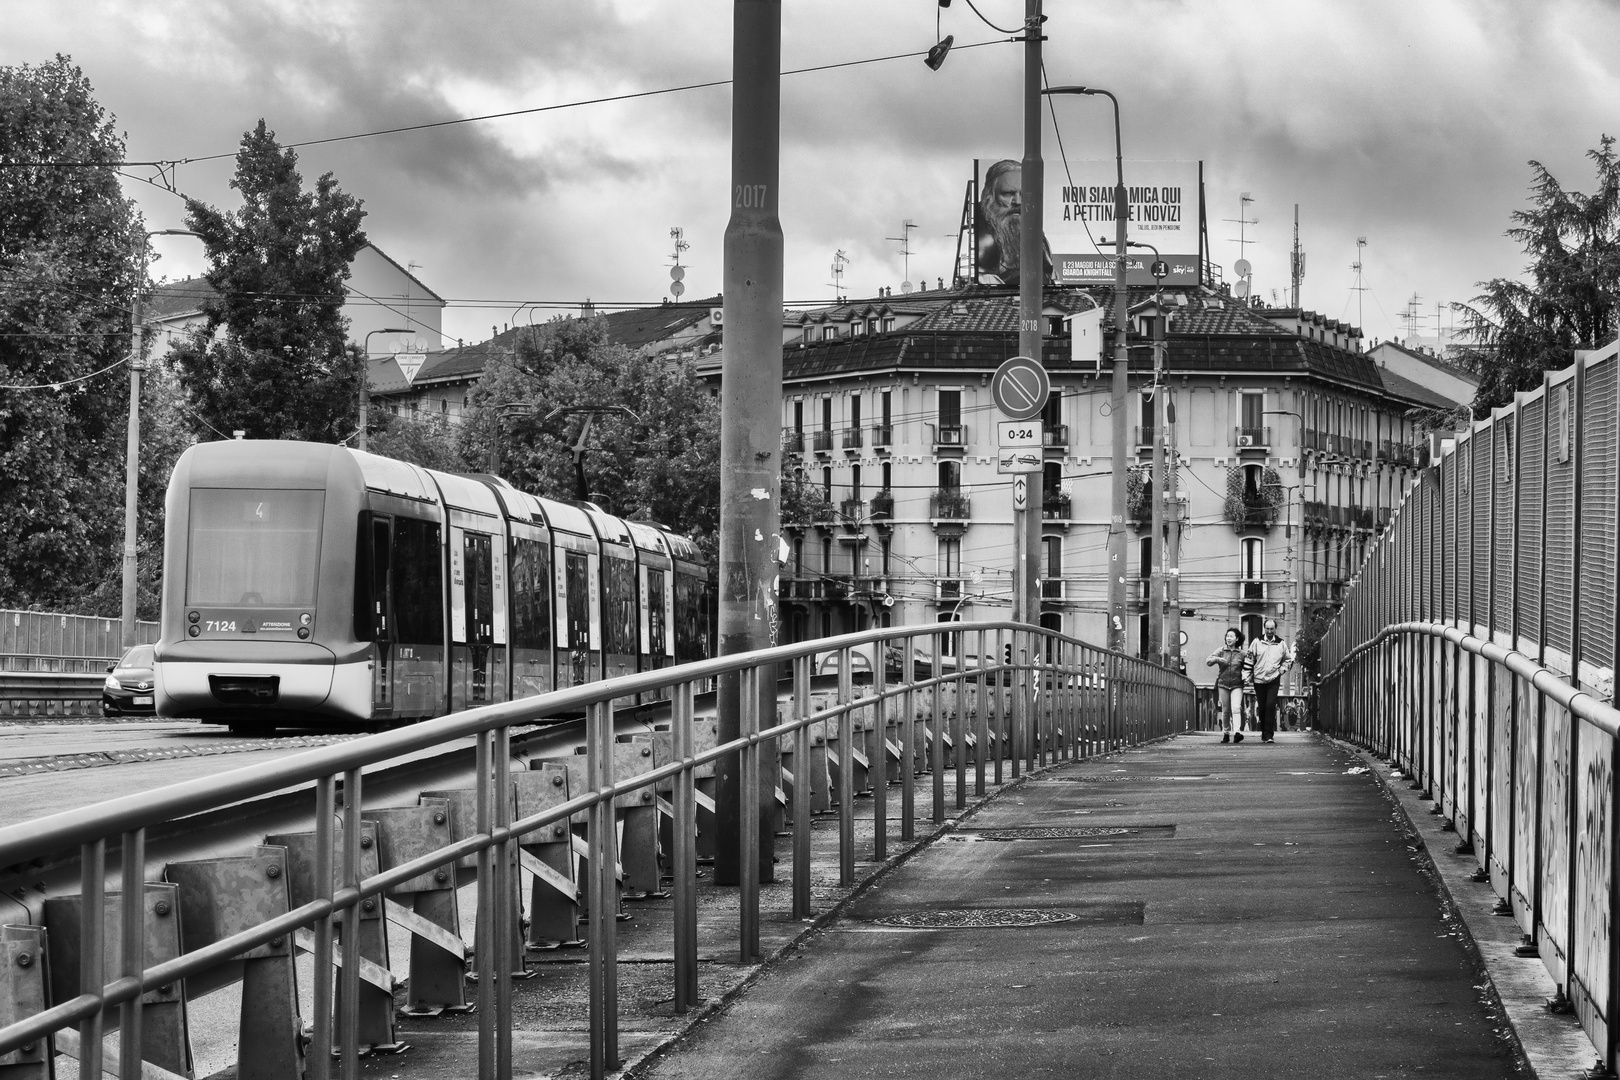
<box><xmin>1136</xmin><ymin>425</ymin><xmax>1158</xmax><ymax>449</ymax></box>
<box><xmin>781</xmin><ymin>577</ymin><xmax>823</xmax><ymax>601</ymax></box>
<box><xmin>1043</xmin><ymin>424</ymin><xmax>1069</xmax><ymax>448</ymax></box>
<box><xmin>812</xmin><ymin>430</ymin><xmax>835</xmax><ymax>455</ymax></box>
<box><xmin>1303</xmin><ymin>429</ymin><xmax>1325</xmax><ymax>451</ymax></box>
<box><xmin>839</xmin><ymin>498</ymin><xmax>865</xmax><ymax>528</ymax></box>
<box><xmin>934</xmin><ymin>423</ymin><xmax>967</xmax><ymax>448</ymax></box>
<box><xmin>870</xmin><ymin>424</ymin><xmax>893</xmax><ymax>450</ymax></box>
<box><xmin>1042</xmin><ymin>492</ymin><xmax>1071</xmax><ymax>522</ymax></box>
<box><xmin>936</xmin><ymin>578</ymin><xmax>963</xmax><ymax>602</ymax></box>
<box><xmin>1304</xmin><ymin>580</ymin><xmax>1346</xmax><ymax>605</ymax></box>
<box><xmin>930</xmin><ymin>490</ymin><xmax>971</xmax><ymax>521</ymax></box>
<box><xmin>1238</xmin><ymin>578</ymin><xmax>1268</xmax><ymax>603</ymax></box>
<box><xmin>1350</xmin><ymin>506</ymin><xmax>1374</xmax><ymax>530</ymax></box>
<box><xmin>1234</xmin><ymin>426</ymin><xmax>1271</xmax><ymax>449</ymax></box>
<box><xmin>782</xmin><ymin>428</ymin><xmax>805</xmax><ymax>456</ymax></box>
<box><xmin>869</xmin><ymin>489</ymin><xmax>895</xmax><ymax>524</ymax></box>
<box><xmin>1041</xmin><ymin>578</ymin><xmax>1064</xmax><ymax>601</ymax></box>
<box><xmin>842</xmin><ymin>427</ymin><xmax>863</xmax><ymax>451</ymax></box>
<box><xmin>1377</xmin><ymin>506</ymin><xmax>1393</xmax><ymax>529</ymax></box>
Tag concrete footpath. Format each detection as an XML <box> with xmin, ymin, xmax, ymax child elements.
<box><xmin>632</xmin><ymin>731</ymin><xmax>1588</xmax><ymax>1080</ymax></box>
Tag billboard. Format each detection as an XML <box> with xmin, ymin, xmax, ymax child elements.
<box><xmin>973</xmin><ymin>159</ymin><xmax>1201</xmax><ymax>287</ymax></box>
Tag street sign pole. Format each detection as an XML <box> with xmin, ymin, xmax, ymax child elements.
<box><xmin>1016</xmin><ymin>0</ymin><xmax>1044</xmax><ymax>630</ymax></box>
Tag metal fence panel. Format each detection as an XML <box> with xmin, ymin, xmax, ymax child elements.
<box><xmin>1546</xmin><ymin>379</ymin><xmax>1578</xmax><ymax>660</ymax></box>
<box><xmin>1579</xmin><ymin>354</ymin><xmax>1619</xmax><ymax>675</ymax></box>
<box><xmin>1539</xmin><ymin>698</ymin><xmax>1572</xmax><ymax>987</ymax></box>
<box><xmin>1517</xmin><ymin>396</ymin><xmax>1546</xmax><ymax>647</ymax></box>
<box><xmin>1492</xmin><ymin>414</ymin><xmax>1517</xmax><ymax>635</ymax></box>
<box><xmin>1471</xmin><ymin>425</ymin><xmax>1493</xmax><ymax>628</ymax></box>
<box><xmin>1572</xmin><ymin>720</ymin><xmax>1615</xmax><ymax>1053</ymax></box>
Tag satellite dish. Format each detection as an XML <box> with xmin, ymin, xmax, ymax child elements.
<box><xmin>1234</xmin><ymin>258</ymin><xmax>1252</xmax><ymax>278</ymax></box>
<box><xmin>670</xmin><ymin>265</ymin><xmax>686</xmax><ymax>282</ymax></box>
<box><xmin>901</xmin><ymin>281</ymin><xmax>913</xmax><ymax>294</ymax></box>
<box><xmin>670</xmin><ymin>280</ymin><xmax>685</xmax><ymax>298</ymax></box>
<box><xmin>1234</xmin><ymin>279</ymin><xmax>1251</xmax><ymax>299</ymax></box>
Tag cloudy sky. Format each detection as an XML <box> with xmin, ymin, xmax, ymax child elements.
<box><xmin>8</xmin><ymin>0</ymin><xmax>1618</xmax><ymax>349</ymax></box>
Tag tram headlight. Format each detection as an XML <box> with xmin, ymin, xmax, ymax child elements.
<box><xmin>188</xmin><ymin>610</ymin><xmax>200</xmax><ymax>624</ymax></box>
<box><xmin>299</xmin><ymin>612</ymin><xmax>312</xmax><ymax>627</ymax></box>
<box><xmin>297</xmin><ymin>627</ymin><xmax>311</xmax><ymax>639</ymax></box>
<box><xmin>188</xmin><ymin>625</ymin><xmax>201</xmax><ymax>638</ymax></box>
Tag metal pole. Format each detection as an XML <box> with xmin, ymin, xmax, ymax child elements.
<box><xmin>715</xmin><ymin>0</ymin><xmax>783</xmax><ymax>888</ymax></box>
<box><xmin>1165</xmin><ymin>399</ymin><xmax>1183</xmax><ymax>671</ymax></box>
<box><xmin>1014</xmin><ymin>0</ymin><xmax>1045</xmax><ymax>629</ymax></box>
<box><xmin>120</xmin><ymin>245</ymin><xmax>150</xmax><ymax>651</ymax></box>
<box><xmin>1106</xmin><ymin>96</ymin><xmax>1130</xmax><ymax>654</ymax></box>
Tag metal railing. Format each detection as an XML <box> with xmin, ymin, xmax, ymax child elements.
<box><xmin>930</xmin><ymin>491</ymin><xmax>971</xmax><ymax>520</ymax></box>
<box><xmin>0</xmin><ymin>622</ymin><xmax>1194</xmax><ymax>1080</ymax></box>
<box><xmin>841</xmin><ymin>427</ymin><xmax>863</xmax><ymax>450</ymax></box>
<box><xmin>1318</xmin><ymin>336</ymin><xmax>1620</xmax><ymax>1074</ymax></box>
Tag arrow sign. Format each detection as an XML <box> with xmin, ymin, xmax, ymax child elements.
<box><xmin>1013</xmin><ymin>476</ymin><xmax>1028</xmax><ymax>512</ymax></box>
<box><xmin>992</xmin><ymin>355</ymin><xmax>1050</xmax><ymax>421</ymax></box>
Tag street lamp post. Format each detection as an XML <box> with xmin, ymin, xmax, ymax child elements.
<box><xmin>360</xmin><ymin>328</ymin><xmax>413</xmax><ymax>453</ymax></box>
<box><xmin>1043</xmin><ymin>85</ymin><xmax>1129</xmax><ymax>653</ymax></box>
<box><xmin>122</xmin><ymin>229</ymin><xmax>199</xmax><ymax>650</ymax></box>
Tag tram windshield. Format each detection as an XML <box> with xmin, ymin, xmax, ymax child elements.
<box><xmin>187</xmin><ymin>488</ymin><xmax>324</xmax><ymax>607</ymax></box>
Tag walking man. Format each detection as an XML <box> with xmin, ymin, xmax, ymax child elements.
<box><xmin>1242</xmin><ymin>619</ymin><xmax>1295</xmax><ymax>744</ymax></box>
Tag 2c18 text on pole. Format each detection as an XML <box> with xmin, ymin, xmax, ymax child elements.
<box><xmin>735</xmin><ymin>184</ymin><xmax>769</xmax><ymax>209</ymax></box>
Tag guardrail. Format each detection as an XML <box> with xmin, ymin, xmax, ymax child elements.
<box><xmin>0</xmin><ymin>671</ymin><xmax>104</xmax><ymax>718</ymax></box>
<box><xmin>0</xmin><ymin>621</ymin><xmax>1194</xmax><ymax>1080</ymax></box>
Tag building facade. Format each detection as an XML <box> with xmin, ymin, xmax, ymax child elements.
<box><xmin>708</xmin><ymin>284</ymin><xmax>1469</xmax><ymax>697</ymax></box>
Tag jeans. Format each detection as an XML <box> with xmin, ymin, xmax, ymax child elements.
<box><xmin>1221</xmin><ymin>686</ymin><xmax>1244</xmax><ymax>732</ymax></box>
<box><xmin>1254</xmin><ymin>679</ymin><xmax>1280</xmax><ymax>741</ymax></box>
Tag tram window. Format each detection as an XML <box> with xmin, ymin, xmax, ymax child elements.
<box><xmin>647</xmin><ymin>569</ymin><xmax>667</xmax><ymax>657</ymax></box>
<box><xmin>464</xmin><ymin>533</ymin><xmax>493</xmax><ymax>645</ymax></box>
<box><xmin>187</xmin><ymin>488</ymin><xmax>323</xmax><ymax>607</ymax></box>
<box><xmin>392</xmin><ymin>518</ymin><xmax>444</xmax><ymax>646</ymax></box>
<box><xmin>565</xmin><ymin>552</ymin><xmax>591</xmax><ymax>650</ymax></box>
<box><xmin>511</xmin><ymin>538</ymin><xmax>552</xmax><ymax>651</ymax></box>
<box><xmin>674</xmin><ymin>572</ymin><xmax>708</xmax><ymax>663</ymax></box>
<box><xmin>604</xmin><ymin>557</ymin><xmax>637</xmax><ymax>654</ymax></box>
<box><xmin>353</xmin><ymin>512</ymin><xmax>392</xmax><ymax>641</ymax></box>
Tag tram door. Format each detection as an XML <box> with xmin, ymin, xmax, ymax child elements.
<box><xmin>565</xmin><ymin>551</ymin><xmax>592</xmax><ymax>687</ymax></box>
<box><xmin>367</xmin><ymin>515</ymin><xmax>393</xmax><ymax>714</ymax></box>
<box><xmin>463</xmin><ymin>533</ymin><xmax>494</xmax><ymax>705</ymax></box>
<box><xmin>645</xmin><ymin>568</ymin><xmax>667</xmax><ymax>671</ymax></box>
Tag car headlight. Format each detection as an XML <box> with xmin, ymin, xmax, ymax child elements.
<box><xmin>104</xmin><ymin>676</ymin><xmax>120</xmax><ymax>691</ymax></box>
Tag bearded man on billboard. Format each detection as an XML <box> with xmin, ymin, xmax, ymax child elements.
<box><xmin>976</xmin><ymin>159</ymin><xmax>1052</xmax><ymax>287</ymax></box>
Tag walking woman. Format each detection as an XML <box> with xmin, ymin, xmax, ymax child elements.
<box><xmin>1206</xmin><ymin>627</ymin><xmax>1247</xmax><ymax>744</ymax></box>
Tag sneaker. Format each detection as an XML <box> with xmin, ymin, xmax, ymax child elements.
<box><xmin>1233</xmin><ymin>732</ymin><xmax>1245</xmax><ymax>744</ymax></box>
<box><xmin>1220</xmin><ymin>733</ymin><xmax>1230</xmax><ymax>744</ymax></box>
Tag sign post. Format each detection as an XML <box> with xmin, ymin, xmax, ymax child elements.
<box><xmin>993</xmin><ymin>356</ymin><xmax>1050</xmax><ymax>626</ymax></box>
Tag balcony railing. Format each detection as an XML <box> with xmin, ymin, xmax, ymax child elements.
<box><xmin>1043</xmin><ymin>424</ymin><xmax>1069</xmax><ymax>447</ymax></box>
<box><xmin>1041</xmin><ymin>578</ymin><xmax>1064</xmax><ymax>600</ymax></box>
<box><xmin>1042</xmin><ymin>493</ymin><xmax>1071</xmax><ymax>521</ymax></box>
<box><xmin>783</xmin><ymin>428</ymin><xmax>805</xmax><ymax>455</ymax></box>
<box><xmin>812</xmin><ymin>430</ymin><xmax>835</xmax><ymax>454</ymax></box>
<box><xmin>1303</xmin><ymin>429</ymin><xmax>1325</xmax><ymax>451</ymax></box>
<box><xmin>839</xmin><ymin>498</ymin><xmax>865</xmax><ymax>523</ymax></box>
<box><xmin>936</xmin><ymin>578</ymin><xmax>963</xmax><ymax>601</ymax></box>
<box><xmin>781</xmin><ymin>577</ymin><xmax>823</xmax><ymax>600</ymax></box>
<box><xmin>930</xmin><ymin>490</ymin><xmax>971</xmax><ymax>520</ymax></box>
<box><xmin>1136</xmin><ymin>425</ymin><xmax>1157</xmax><ymax>448</ymax></box>
<box><xmin>869</xmin><ymin>490</ymin><xmax>895</xmax><ymax>522</ymax></box>
<box><xmin>1238</xmin><ymin>578</ymin><xmax>1267</xmax><ymax>602</ymax></box>
<box><xmin>1234</xmin><ymin>426</ymin><xmax>1270</xmax><ymax>449</ymax></box>
<box><xmin>934</xmin><ymin>424</ymin><xmax>966</xmax><ymax>447</ymax></box>
<box><xmin>870</xmin><ymin>424</ymin><xmax>893</xmax><ymax>449</ymax></box>
<box><xmin>842</xmin><ymin>427</ymin><xmax>863</xmax><ymax>451</ymax></box>
<box><xmin>1304</xmin><ymin>580</ymin><xmax>1346</xmax><ymax>604</ymax></box>
<box><xmin>1230</xmin><ymin>502</ymin><xmax>1277</xmax><ymax>532</ymax></box>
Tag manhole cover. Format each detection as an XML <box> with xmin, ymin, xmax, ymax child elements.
<box><xmin>873</xmin><ymin>908</ymin><xmax>1081</xmax><ymax>929</ymax></box>
<box><xmin>962</xmin><ymin>825</ymin><xmax>1177</xmax><ymax>841</ymax></box>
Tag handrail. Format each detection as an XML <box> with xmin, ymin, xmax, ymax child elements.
<box><xmin>0</xmin><ymin>619</ymin><xmax>1193</xmax><ymax>1079</ymax></box>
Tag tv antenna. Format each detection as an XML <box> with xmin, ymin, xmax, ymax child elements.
<box><xmin>1401</xmin><ymin>292</ymin><xmax>1424</xmax><ymax>340</ymax></box>
<box><xmin>887</xmin><ymin>219</ymin><xmax>917</xmax><ymax>293</ymax></box>
<box><xmin>1350</xmin><ymin>237</ymin><xmax>1368</xmax><ymax>333</ymax></box>
<box><xmin>829</xmin><ymin>249</ymin><xmax>849</xmax><ymax>301</ymax></box>
<box><xmin>668</xmin><ymin>226</ymin><xmax>689</xmax><ymax>299</ymax></box>
<box><xmin>1225</xmin><ymin>193</ymin><xmax>1257</xmax><ymax>299</ymax></box>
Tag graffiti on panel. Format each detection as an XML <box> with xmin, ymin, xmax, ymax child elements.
<box><xmin>1489</xmin><ymin>669</ymin><xmax>1514</xmax><ymax>891</ymax></box>
<box><xmin>1511</xmin><ymin>678</ymin><xmax>1539</xmax><ymax>932</ymax></box>
<box><xmin>1472</xmin><ymin>658</ymin><xmax>1491</xmax><ymax>854</ymax></box>
<box><xmin>1456</xmin><ymin>650</ymin><xmax>1473</xmax><ymax>839</ymax></box>
<box><xmin>1539</xmin><ymin>700</ymin><xmax>1572</xmax><ymax>981</ymax></box>
<box><xmin>1572</xmin><ymin>726</ymin><xmax>1613</xmax><ymax>1046</ymax></box>
<box><xmin>1441</xmin><ymin>644</ymin><xmax>1458</xmax><ymax>821</ymax></box>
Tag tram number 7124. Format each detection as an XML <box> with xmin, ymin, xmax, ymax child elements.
<box><xmin>205</xmin><ymin>620</ymin><xmax>239</xmax><ymax>633</ymax></box>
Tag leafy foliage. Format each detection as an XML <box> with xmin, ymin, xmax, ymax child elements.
<box><xmin>171</xmin><ymin>122</ymin><xmax>368</xmax><ymax>441</ymax></box>
<box><xmin>461</xmin><ymin>318</ymin><xmax>721</xmax><ymax>566</ymax></box>
<box><xmin>0</xmin><ymin>56</ymin><xmax>145</xmax><ymax>613</ymax></box>
<box><xmin>1456</xmin><ymin>136</ymin><xmax>1620</xmax><ymax>414</ymax></box>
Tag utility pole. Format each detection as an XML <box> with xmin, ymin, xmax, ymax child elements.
<box><xmin>1015</xmin><ymin>0</ymin><xmax>1044</xmax><ymax>630</ymax></box>
<box><xmin>715</xmin><ymin>0</ymin><xmax>782</xmax><ymax>889</ymax></box>
<box><xmin>1107</xmin><ymin>113</ymin><xmax>1130</xmax><ymax>654</ymax></box>
<box><xmin>1290</xmin><ymin>204</ymin><xmax>1305</xmax><ymax>309</ymax></box>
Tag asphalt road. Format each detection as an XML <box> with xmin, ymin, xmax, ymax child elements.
<box><xmin>639</xmin><ymin>732</ymin><xmax>1523</xmax><ymax>1080</ymax></box>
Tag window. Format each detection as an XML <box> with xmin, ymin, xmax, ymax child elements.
<box><xmin>822</xmin><ymin>396</ymin><xmax>833</xmax><ymax>433</ymax></box>
<box><xmin>793</xmin><ymin>537</ymin><xmax>804</xmax><ymax>576</ymax></box>
<box><xmin>881</xmin><ymin>390</ymin><xmax>892</xmax><ymax>429</ymax></box>
<box><xmin>822</xmin><ymin>537</ymin><xmax>833</xmax><ymax>576</ymax></box>
<box><xmin>850</xmin><ymin>393</ymin><xmax>861</xmax><ymax>430</ymax></box>
<box><xmin>880</xmin><ymin>536</ymin><xmax>891</xmax><ymax>575</ymax></box>
<box><xmin>881</xmin><ymin>461</ymin><xmax>892</xmax><ymax>491</ymax></box>
<box><xmin>603</xmin><ymin>556</ymin><xmax>637</xmax><ymax>655</ymax></box>
<box><xmin>938</xmin><ymin>460</ymin><xmax>961</xmax><ymax>491</ymax></box>
<box><xmin>189</xmin><ymin>488</ymin><xmax>324</xmax><ymax>608</ymax></box>
<box><xmin>1243</xmin><ymin>463</ymin><xmax>1264</xmax><ymax>501</ymax></box>
<box><xmin>1140</xmin><ymin>537</ymin><xmax>1152</xmax><ymax>580</ymax></box>
<box><xmin>1044</xmin><ymin>536</ymin><xmax>1062</xmax><ymax>578</ymax></box>
<box><xmin>1142</xmin><ymin>390</ymin><xmax>1156</xmax><ymax>441</ymax></box>
<box><xmin>510</xmin><ymin>537</ymin><xmax>552</xmax><ymax>652</ymax></box>
<box><xmin>822</xmin><ymin>466</ymin><xmax>833</xmax><ymax>502</ymax></box>
<box><xmin>1239</xmin><ymin>391</ymin><xmax>1264</xmax><ymax>439</ymax></box>
<box><xmin>937</xmin><ymin>389</ymin><xmax>961</xmax><ymax>430</ymax></box>
<box><xmin>1241</xmin><ymin>537</ymin><xmax>1263</xmax><ymax>579</ymax></box>
<box><xmin>881</xmin><ymin>316</ymin><xmax>895</xmax><ymax>332</ymax></box>
<box><xmin>1042</xmin><ymin>388</ymin><xmax>1062</xmax><ymax>430</ymax></box>
<box><xmin>850</xmin><ymin>464</ymin><xmax>862</xmax><ymax>502</ymax></box>
<box><xmin>939</xmin><ymin>537</ymin><xmax>961</xmax><ymax>578</ymax></box>
<box><xmin>822</xmin><ymin>325</ymin><xmax>838</xmax><ymax>341</ymax></box>
<box><xmin>793</xmin><ymin>400</ymin><xmax>804</xmax><ymax>435</ymax></box>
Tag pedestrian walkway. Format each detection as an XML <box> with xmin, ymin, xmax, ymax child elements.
<box><xmin>635</xmin><ymin>731</ymin><xmax>1527</xmax><ymax>1079</ymax></box>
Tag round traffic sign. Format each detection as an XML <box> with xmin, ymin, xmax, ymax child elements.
<box><xmin>992</xmin><ymin>355</ymin><xmax>1050</xmax><ymax>421</ymax></box>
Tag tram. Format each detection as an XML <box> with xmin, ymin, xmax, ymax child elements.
<box><xmin>154</xmin><ymin>440</ymin><xmax>711</xmax><ymax>730</ymax></box>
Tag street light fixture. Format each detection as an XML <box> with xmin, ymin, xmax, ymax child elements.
<box><xmin>360</xmin><ymin>327</ymin><xmax>413</xmax><ymax>453</ymax></box>
<box><xmin>122</xmin><ymin>228</ymin><xmax>200</xmax><ymax>649</ymax></box>
<box><xmin>1044</xmin><ymin>83</ymin><xmax>1130</xmax><ymax>653</ymax></box>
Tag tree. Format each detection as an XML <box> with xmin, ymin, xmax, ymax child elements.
<box><xmin>1456</xmin><ymin>136</ymin><xmax>1620</xmax><ymax>414</ymax></box>
<box><xmin>463</xmin><ymin>317</ymin><xmax>721</xmax><ymax>565</ymax></box>
<box><xmin>0</xmin><ymin>56</ymin><xmax>144</xmax><ymax>613</ymax></box>
<box><xmin>172</xmin><ymin>121</ymin><xmax>368</xmax><ymax>442</ymax></box>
